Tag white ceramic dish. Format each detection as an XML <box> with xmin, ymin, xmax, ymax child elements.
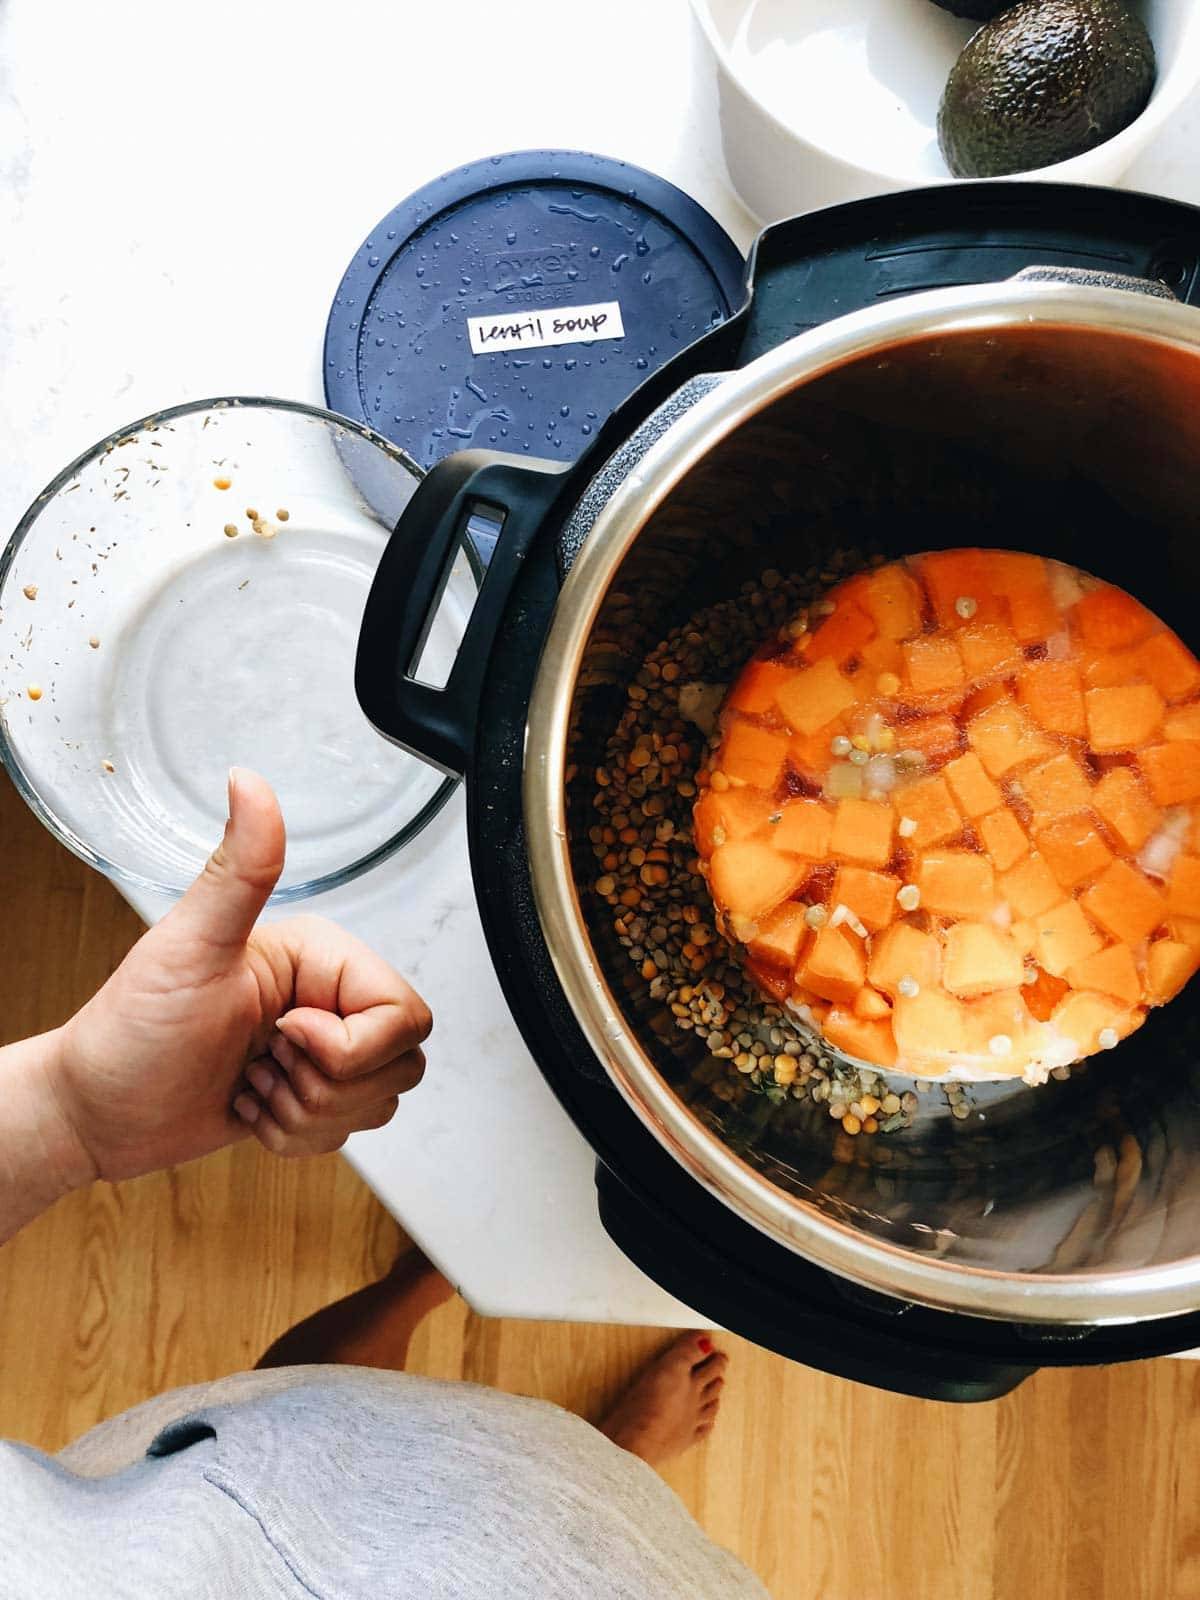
<box><xmin>691</xmin><ymin>0</ymin><xmax>1200</xmax><ymax>221</ymax></box>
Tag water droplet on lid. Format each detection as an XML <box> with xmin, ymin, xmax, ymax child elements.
<box><xmin>375</xmin><ymin>336</ymin><xmax>385</xmax><ymax>346</ymax></box>
<box><xmin>506</xmin><ymin>231</ymin><xmax>517</xmax><ymax>245</ymax></box>
<box><xmin>581</xmin><ymin>424</ymin><xmax>592</xmax><ymax>436</ymax></box>
<box><xmin>642</xmin><ymin>272</ymin><xmax>652</xmax><ymax>285</ymax></box>
<box><xmin>635</xmin><ymin>357</ymin><xmax>648</xmax><ymax>369</ymax></box>
<box><xmin>368</xmin><ymin>255</ymin><xmax>380</xmax><ymax>267</ymax></box>
<box><xmin>387</xmin><ymin>229</ymin><xmax>397</xmax><ymax>239</ymax></box>
<box><xmin>589</xmin><ymin>245</ymin><xmax>600</xmax><ymax>257</ymax></box>
<box><xmin>415</xmin><ymin>266</ymin><xmax>425</xmax><ymax>277</ymax></box>
<box><xmin>635</xmin><ymin>236</ymin><xmax>649</xmax><ymax>255</ymax></box>
<box><xmin>565</xmin><ymin>358</ymin><xmax>577</xmax><ymax>371</ymax></box>
<box><xmin>542</xmin><ymin>358</ymin><xmax>552</xmax><ymax>368</ymax></box>
<box><xmin>560</xmin><ymin>405</ymin><xmax>570</xmax><ymax>417</ymax></box>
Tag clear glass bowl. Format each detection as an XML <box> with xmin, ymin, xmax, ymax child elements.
<box><xmin>0</xmin><ymin>398</ymin><xmax>471</xmax><ymax>900</ymax></box>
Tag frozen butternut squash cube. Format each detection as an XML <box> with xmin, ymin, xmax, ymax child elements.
<box><xmin>1092</xmin><ymin>766</ymin><xmax>1160</xmax><ymax>852</ymax></box>
<box><xmin>853</xmin><ymin>985</ymin><xmax>893</xmax><ymax>1020</ymax></box>
<box><xmin>861</xmin><ymin>564</ymin><xmax>923</xmax><ymax>642</ymax></box>
<box><xmin>968</xmin><ymin>698</ymin><xmax>1052</xmax><ymax>778</ymax></box>
<box><xmin>999</xmin><ymin>855</ymin><xmax>1062</xmax><ymax>919</ymax></box>
<box><xmin>1164</xmin><ymin>704</ymin><xmax>1200</xmax><ymax>741</ymax></box>
<box><xmin>979</xmin><ymin>808</ymin><xmax>1029</xmax><ymax>873</ymax></box>
<box><xmin>1074</xmin><ymin>583</ymin><xmax>1157</xmax><ymax>651</ymax></box>
<box><xmin>918</xmin><ymin>851</ymin><xmax>996</xmax><ymax>918</ymax></box>
<box><xmin>829</xmin><ymin>797</ymin><xmax>894</xmax><ymax>867</ymax></box>
<box><xmin>799</xmin><ymin>924</ymin><xmax>868</xmax><ymax>1004</ymax></box>
<box><xmin>869</xmin><ymin>922</ymin><xmax>941</xmax><ymax>997</ymax></box>
<box><xmin>805</xmin><ymin>600</ymin><xmax>876</xmax><ymax>668</ymax></box>
<box><xmin>1081</xmin><ymin>860</ymin><xmax>1168</xmax><ymax>945</ymax></box>
<box><xmin>943</xmin><ymin>752</ymin><xmax>1004</xmax><ymax>819</ymax></box>
<box><xmin>1017</xmin><ymin>659</ymin><xmax>1086</xmax><ymax>738</ymax></box>
<box><xmin>771</xmin><ymin>799</ymin><xmax>832</xmax><ymax>859</ymax></box>
<box><xmin>710</xmin><ymin>841</ymin><xmax>808</xmax><ymax>924</ymax></box>
<box><xmin>823</xmin><ymin>1009</ymin><xmax>898</xmax><ymax>1068</ymax></box>
<box><xmin>898</xmin><ymin>774</ymin><xmax>962</xmax><ymax>849</ymax></box>
<box><xmin>1010</xmin><ymin>918</ymin><xmax>1039</xmax><ymax>958</ymax></box>
<box><xmin>1066</xmin><ymin>944</ymin><xmax>1142</xmax><ymax>1007</ymax></box>
<box><xmin>1131</xmin><ymin>630</ymin><xmax>1200</xmax><ymax>702</ymax></box>
<box><xmin>1146</xmin><ymin>939</ymin><xmax>1198</xmax><ymax>1004</ymax></box>
<box><xmin>1034</xmin><ymin>813</ymin><xmax>1113</xmax><ymax>890</ymax></box>
<box><xmin>943</xmin><ymin>921</ymin><xmax>1025</xmax><ymax>997</ymax></box>
<box><xmin>775</xmin><ymin>657</ymin><xmax>861</xmax><ymax>738</ymax></box>
<box><xmin>1140</xmin><ymin>742</ymin><xmax>1200</xmax><ymax>806</ymax></box>
<box><xmin>745</xmin><ymin>960</ymin><xmax>792</xmax><ymax>1003</ymax></box>
<box><xmin>919</xmin><ymin>549</ymin><xmax>1003</xmax><ymax>630</ymax></box>
<box><xmin>833</xmin><ymin>865</ymin><xmax>900</xmax><ymax>931</ymax></box>
<box><xmin>1021</xmin><ymin>752</ymin><xmax>1092</xmax><ymax>826</ymax></box>
<box><xmin>958</xmin><ymin>622</ymin><xmax>1023</xmax><ymax>682</ymax></box>
<box><xmin>903</xmin><ymin>634</ymin><xmax>965</xmax><ymax>696</ymax></box>
<box><xmin>1032</xmin><ymin>899</ymin><xmax>1104</xmax><ymax>978</ymax></box>
<box><xmin>858</xmin><ymin>633</ymin><xmax>905</xmax><ymax>685</ymax></box>
<box><xmin>899</xmin><ymin>713</ymin><xmax>963</xmax><ymax>765</ymax></box>
<box><xmin>965</xmin><ymin>992</ymin><xmax>1033</xmax><ymax>1061</ymax></box>
<box><xmin>893</xmin><ymin>989</ymin><xmax>971</xmax><ymax>1061</ymax></box>
<box><xmin>1167</xmin><ymin>855</ymin><xmax>1200</xmax><ymax>919</ymax></box>
<box><xmin>717</xmin><ymin>720</ymin><xmax>791</xmax><ymax>791</ymax></box>
<box><xmin>693</xmin><ymin>787</ymin><xmax>775</xmax><ymax>855</ymax></box>
<box><xmin>726</xmin><ymin>658</ymin><xmax>796</xmax><ymax>717</ymax></box>
<box><xmin>748</xmin><ymin>902</ymin><xmax>809</xmax><ymax>972</ymax></box>
<box><xmin>983</xmin><ymin>551</ymin><xmax>1059</xmax><ymax>644</ymax></box>
<box><xmin>1084</xmin><ymin>684</ymin><xmax>1165</xmax><ymax>753</ymax></box>
<box><xmin>1051</xmin><ymin>991</ymin><xmax>1138</xmax><ymax>1056</ymax></box>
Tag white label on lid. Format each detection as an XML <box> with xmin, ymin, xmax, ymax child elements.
<box><xmin>467</xmin><ymin>300</ymin><xmax>625</xmax><ymax>356</ymax></box>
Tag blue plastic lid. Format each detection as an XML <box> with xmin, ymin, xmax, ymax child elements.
<box><xmin>324</xmin><ymin>150</ymin><xmax>746</xmax><ymax>469</ymax></box>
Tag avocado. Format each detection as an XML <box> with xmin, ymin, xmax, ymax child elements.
<box><xmin>938</xmin><ymin>0</ymin><xmax>1156</xmax><ymax>179</ymax></box>
<box><xmin>929</xmin><ymin>0</ymin><xmax>1015</xmax><ymax>19</ymax></box>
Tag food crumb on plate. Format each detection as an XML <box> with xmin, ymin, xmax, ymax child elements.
<box><xmin>223</xmin><ymin>523</ymin><xmax>239</xmax><ymax>539</ymax></box>
<box><xmin>21</xmin><ymin>584</ymin><xmax>37</xmax><ymax>601</ymax></box>
<box><xmin>100</xmin><ymin>758</ymin><xmax>115</xmax><ymax>774</ymax></box>
<box><xmin>212</xmin><ymin>476</ymin><xmax>232</xmax><ymax>490</ymax></box>
<box><xmin>26</xmin><ymin>684</ymin><xmax>42</xmax><ymax>701</ymax></box>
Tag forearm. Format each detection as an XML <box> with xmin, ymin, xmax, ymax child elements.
<box><xmin>0</xmin><ymin>1030</ymin><xmax>94</xmax><ymax>1245</ymax></box>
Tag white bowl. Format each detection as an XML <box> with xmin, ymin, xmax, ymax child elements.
<box><xmin>691</xmin><ymin>0</ymin><xmax>1200</xmax><ymax>222</ymax></box>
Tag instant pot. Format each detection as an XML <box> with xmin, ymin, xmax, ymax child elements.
<box><xmin>357</xmin><ymin>183</ymin><xmax>1200</xmax><ymax>1400</ymax></box>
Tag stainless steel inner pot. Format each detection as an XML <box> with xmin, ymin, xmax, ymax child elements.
<box><xmin>524</xmin><ymin>281</ymin><xmax>1200</xmax><ymax>1326</ymax></box>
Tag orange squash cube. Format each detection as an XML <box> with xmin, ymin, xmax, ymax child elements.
<box><xmin>958</xmin><ymin>622</ymin><xmax>1023</xmax><ymax>683</ymax></box>
<box><xmin>1081</xmin><ymin>860</ymin><xmax>1168</xmax><ymax>945</ymax></box>
<box><xmin>829</xmin><ymin>797</ymin><xmax>894</xmax><ymax>868</ymax></box>
<box><xmin>1167</xmin><ymin>855</ymin><xmax>1200</xmax><ymax>919</ymax></box>
<box><xmin>919</xmin><ymin>549</ymin><xmax>1003</xmax><ymax>630</ymax></box>
<box><xmin>1010</xmin><ymin>918</ymin><xmax>1039</xmax><ymax>958</ymax></box>
<box><xmin>869</xmin><ymin>922</ymin><xmax>941</xmax><ymax>997</ymax></box>
<box><xmin>1146</xmin><ymin>939</ymin><xmax>1198</xmax><ymax>1004</ymax></box>
<box><xmin>853</xmin><ymin>985</ymin><xmax>893</xmax><ymax>1021</ymax></box>
<box><xmin>1051</xmin><ymin>991</ymin><xmax>1138</xmax><ymax>1056</ymax></box>
<box><xmin>693</xmin><ymin>787</ymin><xmax>775</xmax><ymax>855</ymax></box>
<box><xmin>918</xmin><ymin>850</ymin><xmax>996</xmax><ymax>919</ymax></box>
<box><xmin>898</xmin><ymin>774</ymin><xmax>962</xmax><ymax>849</ymax></box>
<box><xmin>770</xmin><ymin>799</ymin><xmax>832</xmax><ymax>859</ymax></box>
<box><xmin>858</xmin><ymin>633</ymin><xmax>906</xmax><ymax>686</ymax></box>
<box><xmin>899</xmin><ymin>713</ymin><xmax>963</xmax><ymax>766</ymax></box>
<box><xmin>775</xmin><ymin>657</ymin><xmax>860</xmax><ymax>737</ymax></box>
<box><xmin>1092</xmin><ymin>766</ymin><xmax>1160</xmax><ymax>853</ymax></box>
<box><xmin>1171</xmin><ymin>918</ymin><xmax>1200</xmax><ymax>953</ymax></box>
<box><xmin>748</xmin><ymin>902</ymin><xmax>809</xmax><ymax>972</ymax></box>
<box><xmin>745</xmin><ymin>960</ymin><xmax>792</xmax><ymax>1003</ymax></box>
<box><xmin>1079</xmin><ymin>647</ymin><xmax>1138</xmax><ymax>690</ymax></box>
<box><xmin>1131</xmin><ymin>630</ymin><xmax>1200</xmax><ymax>702</ymax></box>
<box><xmin>979</xmin><ymin>808</ymin><xmax>1029</xmax><ymax>873</ymax></box>
<box><xmin>1084</xmin><ymin>684</ymin><xmax>1165</xmax><ymax>753</ymax></box>
<box><xmin>1017</xmin><ymin>660</ymin><xmax>1086</xmax><ymax>738</ymax></box>
<box><xmin>822</xmin><ymin>1008</ymin><xmax>898</xmax><ymax>1068</ymax></box>
<box><xmin>1164</xmin><ymin>704</ymin><xmax>1200</xmax><ymax>741</ymax></box>
<box><xmin>1034</xmin><ymin>813</ymin><xmax>1113</xmax><ymax>890</ymax></box>
<box><xmin>1031</xmin><ymin>899</ymin><xmax>1104</xmax><ymax>978</ymax></box>
<box><xmin>965</xmin><ymin>992</ymin><xmax>1034</xmax><ymax>1061</ymax></box>
<box><xmin>726</xmin><ymin>658</ymin><xmax>795</xmax><ymax>717</ymax></box>
<box><xmin>943</xmin><ymin>921</ymin><xmax>1025</xmax><ymax>997</ymax></box>
<box><xmin>968</xmin><ymin>698</ymin><xmax>1053</xmax><ymax>778</ymax></box>
<box><xmin>943</xmin><ymin>752</ymin><xmax>1004</xmax><ymax>819</ymax></box>
<box><xmin>861</xmin><ymin>565</ymin><xmax>923</xmax><ymax>641</ymax></box>
<box><xmin>832</xmin><ymin>865</ymin><xmax>899</xmax><ymax>931</ymax></box>
<box><xmin>1020</xmin><ymin>752</ymin><xmax>1092</xmax><ymax>826</ymax></box>
<box><xmin>710</xmin><ymin>841</ymin><xmax>808</xmax><ymax>925</ymax></box>
<box><xmin>1066</xmin><ymin>944</ymin><xmax>1141</xmax><ymax>1007</ymax></box>
<box><xmin>893</xmin><ymin>989</ymin><xmax>971</xmax><ymax>1062</ymax></box>
<box><xmin>1140</xmin><ymin>742</ymin><xmax>1200</xmax><ymax>806</ymax></box>
<box><xmin>982</xmin><ymin>550</ymin><xmax>1056</xmax><ymax>638</ymax></box>
<box><xmin>999</xmin><ymin>855</ymin><xmax>1063</xmax><ymax>920</ymax></box>
<box><xmin>717</xmin><ymin>719</ymin><xmax>791</xmax><ymax>791</ymax></box>
<box><xmin>1074</xmin><ymin>583</ymin><xmax>1157</xmax><ymax>651</ymax></box>
<box><xmin>799</xmin><ymin>924</ymin><xmax>868</xmax><ymax>1004</ymax></box>
<box><xmin>788</xmin><ymin>724</ymin><xmax>846</xmax><ymax>779</ymax></box>
<box><xmin>805</xmin><ymin>601</ymin><xmax>876</xmax><ymax>669</ymax></box>
<box><xmin>903</xmin><ymin>634</ymin><xmax>965</xmax><ymax>696</ymax></box>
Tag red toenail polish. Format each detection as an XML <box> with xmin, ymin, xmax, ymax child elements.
<box><xmin>698</xmin><ymin>1336</ymin><xmax>713</xmax><ymax>1354</ymax></box>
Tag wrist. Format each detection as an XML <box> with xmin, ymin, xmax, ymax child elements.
<box><xmin>0</xmin><ymin>1028</ymin><xmax>96</xmax><ymax>1239</ymax></box>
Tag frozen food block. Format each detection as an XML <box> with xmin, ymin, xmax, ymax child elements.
<box><xmin>1067</xmin><ymin>944</ymin><xmax>1141</xmax><ymax>1007</ymax></box>
<box><xmin>823</xmin><ymin>1009</ymin><xmax>898</xmax><ymax>1068</ymax></box>
<box><xmin>832</xmin><ymin>866</ymin><xmax>900</xmax><ymax>931</ymax></box>
<box><xmin>1081</xmin><ymin>860</ymin><xmax>1168</xmax><ymax>945</ymax></box>
<box><xmin>979</xmin><ymin>808</ymin><xmax>1029</xmax><ymax>873</ymax></box>
<box><xmin>918</xmin><ymin>851</ymin><xmax>996</xmax><ymax>919</ymax></box>
<box><xmin>861</xmin><ymin>564</ymin><xmax>923</xmax><ymax>641</ymax></box>
<box><xmin>999</xmin><ymin>855</ymin><xmax>1062</xmax><ymax>920</ymax></box>
<box><xmin>805</xmin><ymin>600</ymin><xmax>875</xmax><ymax>668</ymax></box>
<box><xmin>1051</xmin><ymin>990</ymin><xmax>1138</xmax><ymax>1056</ymax></box>
<box><xmin>726</xmin><ymin>658</ymin><xmax>796</xmax><ymax>716</ymax></box>
<box><xmin>693</xmin><ymin>786</ymin><xmax>775</xmax><ymax>854</ymax></box>
<box><xmin>1034</xmin><ymin>813</ymin><xmax>1113</xmax><ymax>890</ymax></box>
<box><xmin>718</xmin><ymin>720</ymin><xmax>791</xmax><ymax>790</ymax></box>
<box><xmin>1020</xmin><ymin>752</ymin><xmax>1092</xmax><ymax>827</ymax></box>
<box><xmin>749</xmin><ymin>902</ymin><xmax>809</xmax><ymax>971</ymax></box>
<box><xmin>799</xmin><ymin>924</ymin><xmax>868</xmax><ymax>1004</ymax></box>
<box><xmin>868</xmin><ymin>922</ymin><xmax>941</xmax><ymax>997</ymax></box>
<box><xmin>1092</xmin><ymin>767</ymin><xmax>1160</xmax><ymax>852</ymax></box>
<box><xmin>1146</xmin><ymin>939</ymin><xmax>1198</xmax><ymax>1003</ymax></box>
<box><xmin>1017</xmin><ymin>659</ymin><xmax>1086</xmax><ymax>738</ymax></box>
<box><xmin>1140</xmin><ymin>742</ymin><xmax>1200</xmax><ymax>806</ymax></box>
<box><xmin>829</xmin><ymin>797</ymin><xmax>894</xmax><ymax>867</ymax></box>
<box><xmin>1133</xmin><ymin>630</ymin><xmax>1200</xmax><ymax>702</ymax></box>
<box><xmin>904</xmin><ymin>634</ymin><xmax>965</xmax><ymax>696</ymax></box>
<box><xmin>898</xmin><ymin>774</ymin><xmax>962</xmax><ymax>849</ymax></box>
<box><xmin>1085</xmin><ymin>685</ymin><xmax>1165</xmax><ymax>753</ymax></box>
<box><xmin>968</xmin><ymin>699</ymin><xmax>1052</xmax><ymax>778</ymax></box>
<box><xmin>1074</xmin><ymin>584</ymin><xmax>1157</xmax><ymax>651</ymax></box>
<box><xmin>710</xmin><ymin>841</ymin><xmax>808</xmax><ymax>925</ymax></box>
<box><xmin>1031</xmin><ymin>899</ymin><xmax>1104</xmax><ymax>978</ymax></box>
<box><xmin>893</xmin><ymin>989</ymin><xmax>971</xmax><ymax>1061</ymax></box>
<box><xmin>771</xmin><ymin>799</ymin><xmax>833</xmax><ymax>859</ymax></box>
<box><xmin>943</xmin><ymin>752</ymin><xmax>1004</xmax><ymax>819</ymax></box>
<box><xmin>943</xmin><ymin>921</ymin><xmax>1025</xmax><ymax>997</ymax></box>
<box><xmin>958</xmin><ymin>622</ymin><xmax>1023</xmax><ymax>682</ymax></box>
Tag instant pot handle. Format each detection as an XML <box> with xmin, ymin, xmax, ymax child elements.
<box><xmin>356</xmin><ymin>451</ymin><xmax>572</xmax><ymax>777</ymax></box>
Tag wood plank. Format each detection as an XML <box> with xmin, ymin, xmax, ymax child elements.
<box><xmin>2</xmin><ymin>770</ymin><xmax>1199</xmax><ymax>1597</ymax></box>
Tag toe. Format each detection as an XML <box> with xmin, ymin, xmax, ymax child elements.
<box><xmin>693</xmin><ymin>1350</ymin><xmax>729</xmax><ymax>1380</ymax></box>
<box><xmin>701</xmin><ymin>1374</ymin><xmax>725</xmax><ymax>1398</ymax></box>
<box><xmin>670</xmin><ymin>1332</ymin><xmax>713</xmax><ymax>1369</ymax></box>
<box><xmin>700</xmin><ymin>1396</ymin><xmax>721</xmax><ymax>1417</ymax></box>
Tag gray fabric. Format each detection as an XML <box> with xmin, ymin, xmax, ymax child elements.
<box><xmin>0</xmin><ymin>1367</ymin><xmax>769</xmax><ymax>1599</ymax></box>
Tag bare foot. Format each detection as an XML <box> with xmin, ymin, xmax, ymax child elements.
<box><xmin>598</xmin><ymin>1332</ymin><xmax>728</xmax><ymax>1467</ymax></box>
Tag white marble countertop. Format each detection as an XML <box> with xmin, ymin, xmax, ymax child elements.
<box><xmin>2</xmin><ymin>0</ymin><xmax>1199</xmax><ymax>1325</ymax></box>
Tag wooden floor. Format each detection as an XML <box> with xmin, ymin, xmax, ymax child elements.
<box><xmin>2</xmin><ymin>774</ymin><xmax>1199</xmax><ymax>1599</ymax></box>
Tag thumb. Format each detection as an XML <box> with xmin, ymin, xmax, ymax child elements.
<box><xmin>168</xmin><ymin>768</ymin><xmax>286</xmax><ymax>949</ymax></box>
